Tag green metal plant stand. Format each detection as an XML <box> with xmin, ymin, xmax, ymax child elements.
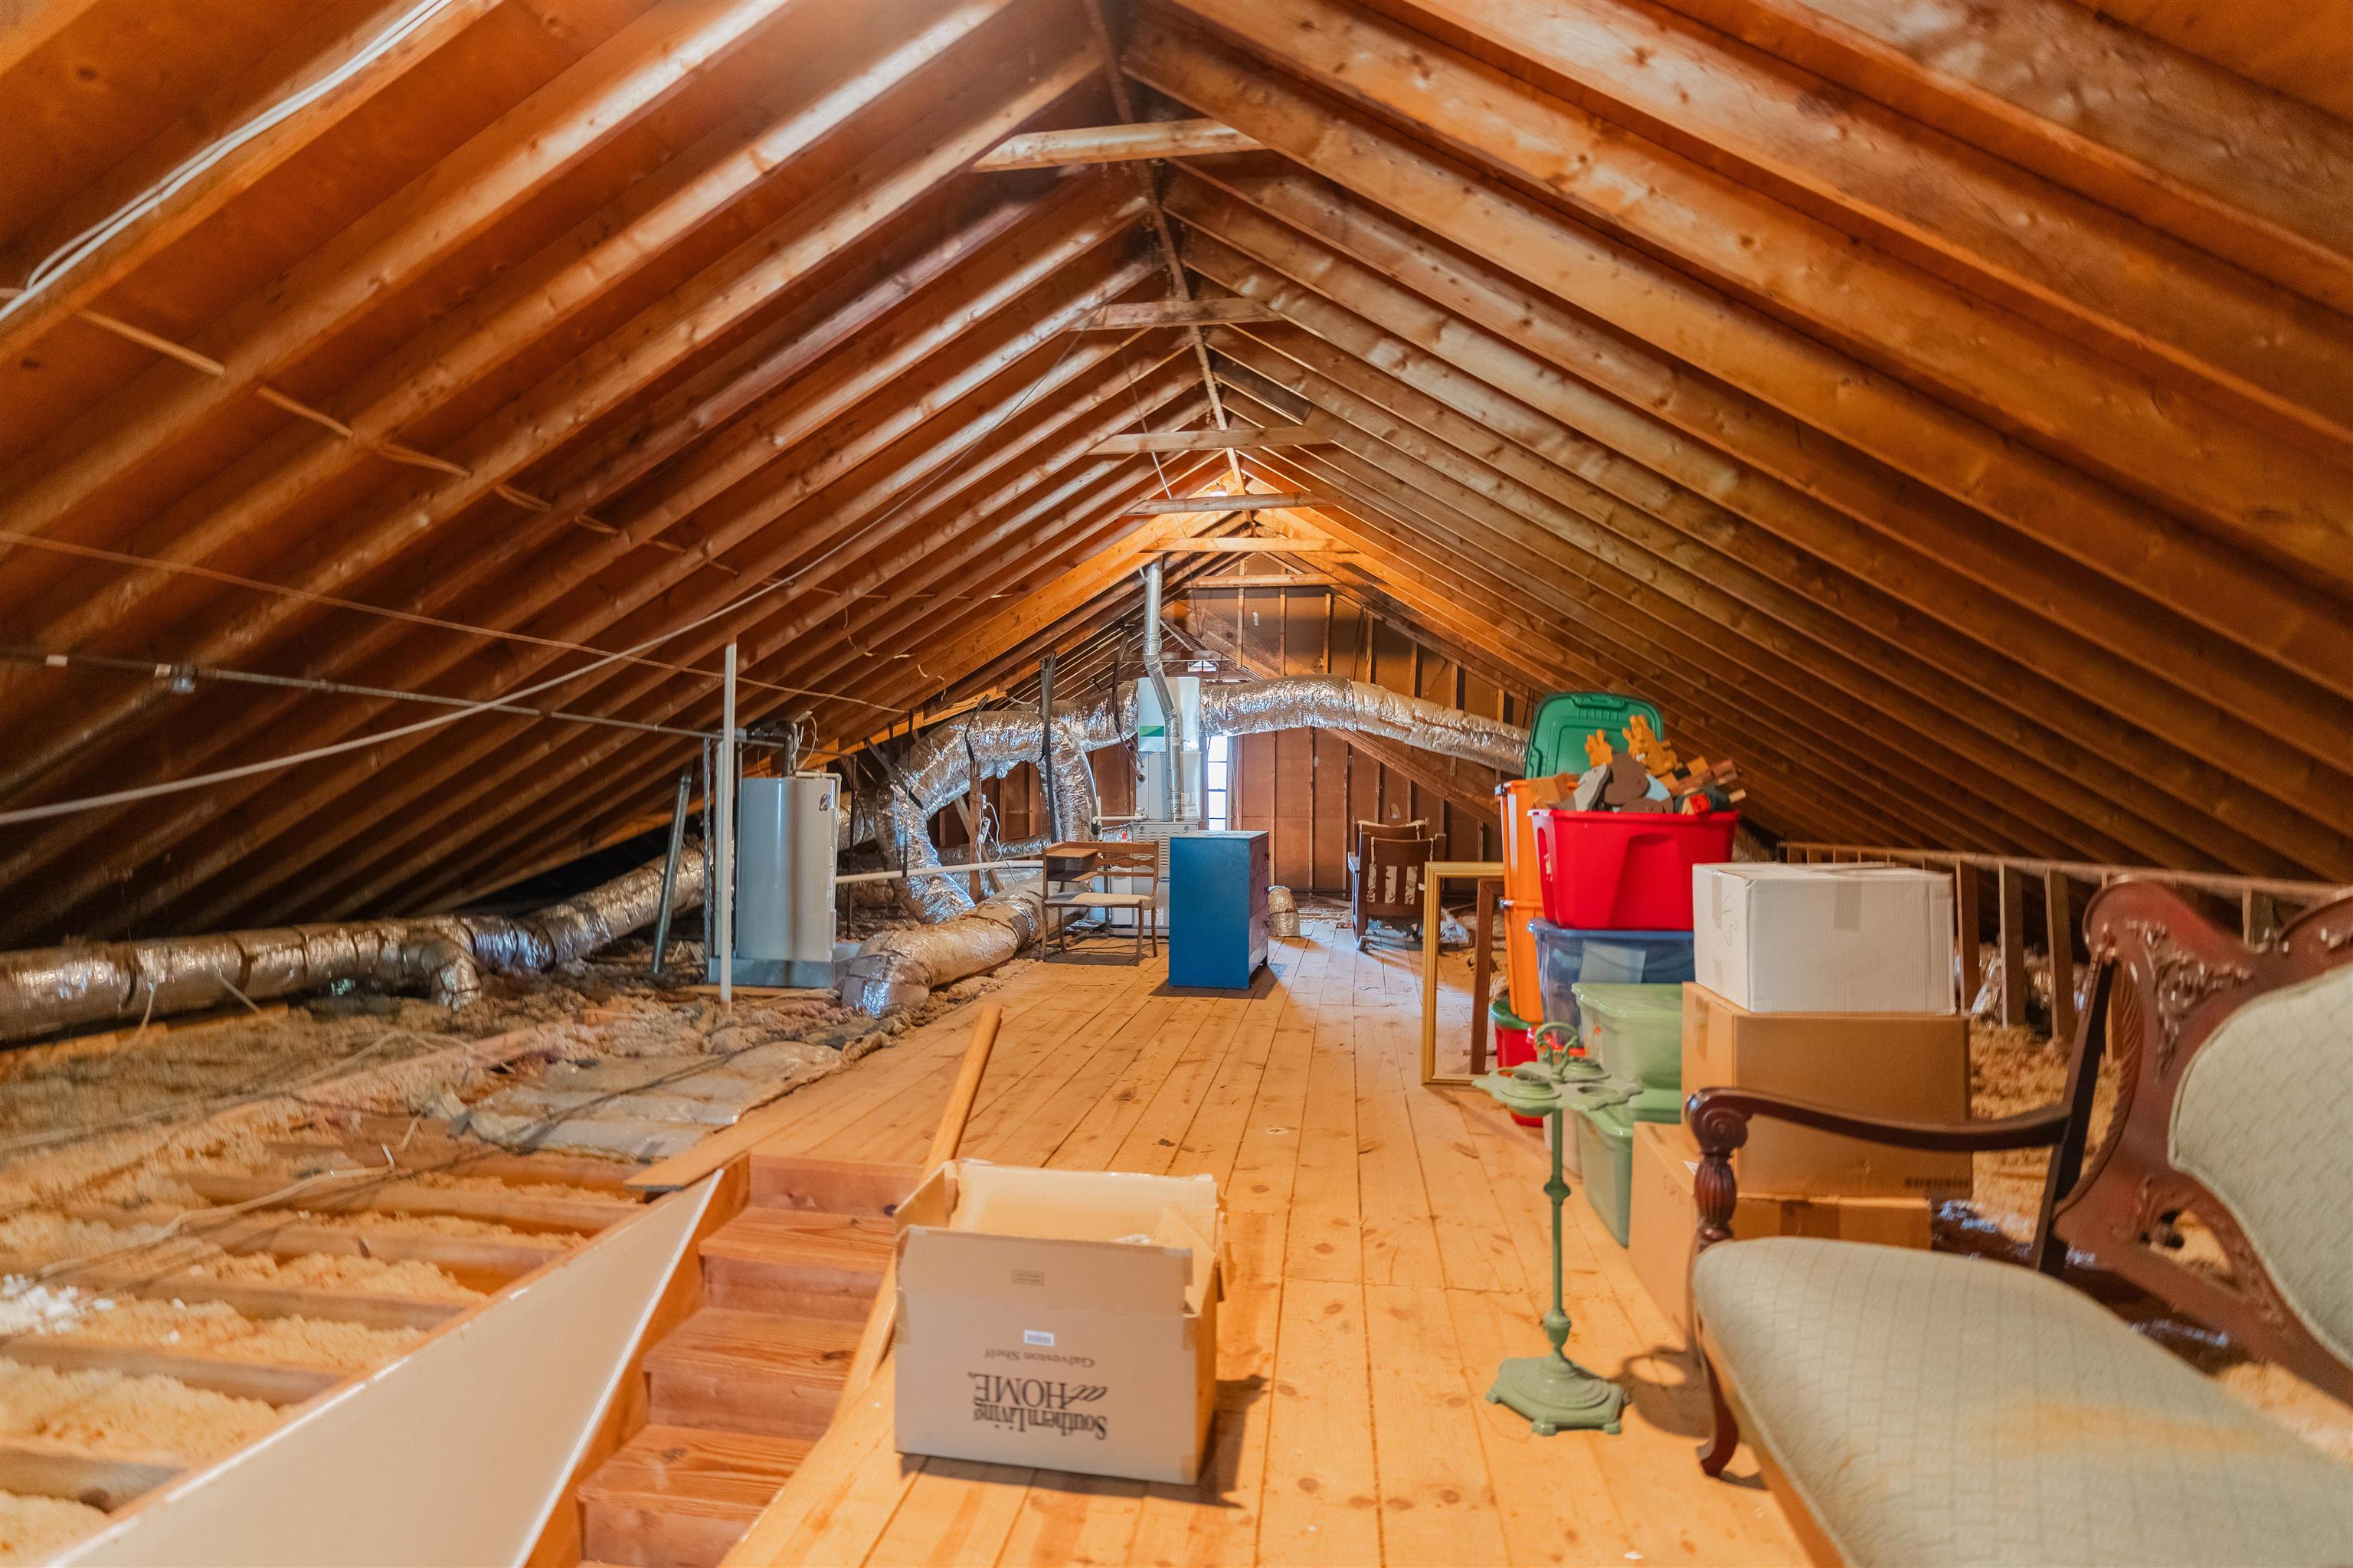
<box><xmin>1474</xmin><ymin>1022</ymin><xmax>1628</xmax><ymax>1437</ymax></box>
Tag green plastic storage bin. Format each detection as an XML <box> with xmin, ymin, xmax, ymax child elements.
<box><xmin>1523</xmin><ymin>691</ymin><xmax>1664</xmax><ymax>778</ymax></box>
<box><xmin>1572</xmin><ymin>982</ymin><xmax>1684</xmax><ymax>1123</ymax></box>
<box><xmin>1574</xmin><ymin>1099</ymin><xmax>1635</xmax><ymax>1246</ymax></box>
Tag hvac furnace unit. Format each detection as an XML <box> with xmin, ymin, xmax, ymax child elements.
<box><xmin>717</xmin><ymin>771</ymin><xmax>839</xmax><ymax>987</ymax></box>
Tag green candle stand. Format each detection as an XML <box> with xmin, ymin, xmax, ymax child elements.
<box><xmin>1473</xmin><ymin>1021</ymin><xmax>1628</xmax><ymax>1436</ymax></box>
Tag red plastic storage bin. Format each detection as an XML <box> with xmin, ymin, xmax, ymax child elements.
<box><xmin>1491</xmin><ymin>996</ymin><xmax>1540</xmax><ymax>1128</ymax></box>
<box><xmin>1529</xmin><ymin>807</ymin><xmax>1738</xmax><ymax>931</ymax></box>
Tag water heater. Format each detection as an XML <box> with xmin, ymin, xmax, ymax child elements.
<box><xmin>720</xmin><ymin>771</ymin><xmax>839</xmax><ymax>987</ymax></box>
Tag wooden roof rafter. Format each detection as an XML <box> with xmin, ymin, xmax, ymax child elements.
<box><xmin>1203</xmin><ymin>340</ymin><xmax>2332</xmax><ymax>875</ymax></box>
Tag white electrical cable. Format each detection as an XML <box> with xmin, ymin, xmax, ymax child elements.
<box><xmin>0</xmin><ymin>304</ymin><xmax>1112</xmax><ymax>827</ymax></box>
<box><xmin>0</xmin><ymin>562</ymin><xmax>810</xmax><ymax>827</ymax></box>
<box><xmin>0</xmin><ymin>0</ymin><xmax>466</xmax><ymax>327</ymax></box>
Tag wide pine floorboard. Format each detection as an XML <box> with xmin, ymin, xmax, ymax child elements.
<box><xmin>746</xmin><ymin>926</ymin><xmax>1805</xmax><ymax>1566</ymax></box>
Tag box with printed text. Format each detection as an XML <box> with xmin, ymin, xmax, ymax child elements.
<box><xmin>892</xmin><ymin>1160</ymin><xmax>1222</xmax><ymax>1485</ymax></box>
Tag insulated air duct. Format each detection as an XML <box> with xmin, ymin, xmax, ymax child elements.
<box><xmin>838</xmin><ymin>882</ymin><xmax>1045</xmax><ymax>1016</ymax></box>
<box><xmin>859</xmin><ymin>705</ymin><xmax>1107</xmax><ymax>924</ymax></box>
<box><xmin>1200</xmin><ymin>676</ymin><xmax>1525</xmax><ymax>773</ymax></box>
<box><xmin>836</xmin><ymin>675</ymin><xmax>1526</xmax><ymax>1015</ymax></box>
<box><xmin>0</xmin><ymin>847</ymin><xmax>708</xmax><ymax>1044</ymax></box>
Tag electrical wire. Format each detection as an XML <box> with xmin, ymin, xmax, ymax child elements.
<box><xmin>0</xmin><ymin>572</ymin><xmax>779</xmax><ymax>826</ymax></box>
<box><xmin>0</xmin><ymin>247</ymin><xmax>1108</xmax><ymax>828</ymax></box>
<box><xmin>0</xmin><ymin>528</ymin><xmax>893</xmax><ymax>710</ymax></box>
<box><xmin>8</xmin><ymin>647</ymin><xmax>781</xmax><ymax>748</ymax></box>
<box><xmin>0</xmin><ymin>0</ymin><xmax>468</xmax><ymax>328</ymax></box>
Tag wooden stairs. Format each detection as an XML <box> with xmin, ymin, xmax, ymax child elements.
<box><xmin>576</xmin><ymin>1154</ymin><xmax>921</xmax><ymax>1568</ymax></box>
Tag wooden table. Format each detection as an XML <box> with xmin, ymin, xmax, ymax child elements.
<box><xmin>1420</xmin><ymin>859</ymin><xmax>1506</xmax><ymax>1085</ymax></box>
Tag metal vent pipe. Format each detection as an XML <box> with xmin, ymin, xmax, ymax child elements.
<box><xmin>1137</xmin><ymin>561</ymin><xmax>1186</xmax><ymax>822</ymax></box>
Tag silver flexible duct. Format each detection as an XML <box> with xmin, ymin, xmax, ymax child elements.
<box><xmin>839</xmin><ymin>881</ymin><xmax>1045</xmax><ymax>1016</ymax></box>
<box><xmin>1048</xmin><ymin>715</ymin><xmax>1101</xmax><ymax>841</ymax></box>
<box><xmin>0</xmin><ymin>847</ymin><xmax>707</xmax><ymax>1044</ymax></box>
<box><xmin>837</xmin><ymin>675</ymin><xmax>1526</xmax><ymax>1015</ymax></box>
<box><xmin>1200</xmin><ymin>676</ymin><xmax>1527</xmax><ymax>773</ymax></box>
<box><xmin>860</xmin><ymin>706</ymin><xmax>1105</xmax><ymax>925</ymax></box>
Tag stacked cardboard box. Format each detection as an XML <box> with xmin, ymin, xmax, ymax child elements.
<box><xmin>1630</xmin><ymin>1121</ymin><xmax>1932</xmax><ymax>1336</ymax></box>
<box><xmin>894</xmin><ymin>1161</ymin><xmax>1223</xmax><ymax>1485</ymax></box>
<box><xmin>1631</xmin><ymin>864</ymin><xmax>1967</xmax><ymax>1337</ymax></box>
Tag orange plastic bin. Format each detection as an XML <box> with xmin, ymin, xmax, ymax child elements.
<box><xmin>1497</xmin><ymin>776</ymin><xmax>1573</xmax><ymax>1020</ymax></box>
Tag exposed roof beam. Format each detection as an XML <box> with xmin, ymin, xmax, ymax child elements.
<box><xmin>0</xmin><ymin>0</ymin><xmax>499</xmax><ymax>366</ymax></box>
<box><xmin>1131</xmin><ymin>13</ymin><xmax>2353</xmax><ymax>622</ymax></box>
<box><xmin>0</xmin><ymin>43</ymin><xmax>1105</xmax><ymax>804</ymax></box>
<box><xmin>299</xmin><ymin>449</ymin><xmax>1222</xmax><ymax>922</ymax></box>
<box><xmin>286</xmin><ymin>411</ymin><xmax>1223</xmax><ymax>922</ymax></box>
<box><xmin>974</xmin><ymin>116</ymin><xmax>1262</xmax><ymax>169</ymax></box>
<box><xmin>1230</xmin><ymin>460</ymin><xmax>1946</xmax><ymax>849</ymax></box>
<box><xmin>1121</xmin><ymin>490</ymin><xmax>1325</xmax><ymax>515</ymax></box>
<box><xmin>1644</xmin><ymin>0</ymin><xmax>2353</xmax><ymax>318</ymax></box>
<box><xmin>1218</xmin><ymin>359</ymin><xmax>2305</xmax><ymax>873</ymax></box>
<box><xmin>1075</xmin><ymin>0</ymin><xmax>1241</xmax><ymax>486</ymax></box>
<box><xmin>1093</xmin><ymin>421</ymin><xmax>1328</xmax><ymax>452</ymax></box>
<box><xmin>41</xmin><ymin>322</ymin><xmax>1192</xmax><ymax>940</ymax></box>
<box><xmin>0</xmin><ymin>0</ymin><xmax>823</xmax><ymax>558</ymax></box>
<box><xmin>1193</xmin><ymin>270</ymin><xmax>2353</xmax><ymax>813</ymax></box>
<box><xmin>1375</xmin><ymin>0</ymin><xmax>2353</xmax><ymax>454</ymax></box>
<box><xmin>150</xmin><ymin>355</ymin><xmax>1201</xmax><ymax>935</ymax></box>
<box><xmin>1233</xmin><ymin>439</ymin><xmax>2087</xmax><ymax>856</ymax></box>
<box><xmin>0</xmin><ymin>191</ymin><xmax>1076</xmax><ymax>932</ymax></box>
<box><xmin>403</xmin><ymin>471</ymin><xmax>1232</xmax><ymax>911</ymax></box>
<box><xmin>1208</xmin><ymin>328</ymin><xmax>2343</xmax><ymax>870</ymax></box>
<box><xmin>1148</xmin><ymin>536</ymin><xmax>1337</xmax><ymax>552</ymax></box>
<box><xmin>1188</xmin><ymin>571</ymin><xmax>1339</xmax><ymax>587</ymax></box>
<box><xmin>1077</xmin><ymin>298</ymin><xmax>1277</xmax><ymax>328</ymax></box>
<box><xmin>6</xmin><ymin>57</ymin><xmax>1092</xmax><ymax>784</ymax></box>
<box><xmin>1162</xmin><ymin>165</ymin><xmax>2353</xmax><ymax>735</ymax></box>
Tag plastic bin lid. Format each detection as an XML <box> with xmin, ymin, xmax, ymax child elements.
<box><xmin>1524</xmin><ymin>691</ymin><xmax>1663</xmax><ymax>778</ymax></box>
<box><xmin>1569</xmin><ymin>982</ymin><xmax>1684</xmax><ymax>1020</ymax></box>
<box><xmin>1488</xmin><ymin>994</ymin><xmax>1533</xmax><ymax>1028</ymax></box>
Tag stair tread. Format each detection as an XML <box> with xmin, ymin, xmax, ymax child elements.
<box><xmin>700</xmin><ymin>1209</ymin><xmax>893</xmax><ymax>1270</ymax></box>
<box><xmin>645</xmin><ymin>1308</ymin><xmax>861</xmax><ymax>1383</ymax></box>
<box><xmin>580</xmin><ymin>1425</ymin><xmax>810</xmax><ymax>1520</ymax></box>
<box><xmin>748</xmin><ymin>1155</ymin><xmax>922</xmax><ymax>1218</ymax></box>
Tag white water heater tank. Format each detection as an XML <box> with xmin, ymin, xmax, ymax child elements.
<box><xmin>724</xmin><ymin>772</ymin><xmax>839</xmax><ymax>987</ymax></box>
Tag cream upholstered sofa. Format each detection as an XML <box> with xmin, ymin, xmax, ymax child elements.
<box><xmin>1683</xmin><ymin>881</ymin><xmax>2353</xmax><ymax>1567</ymax></box>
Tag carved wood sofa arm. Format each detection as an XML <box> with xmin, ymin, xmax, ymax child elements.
<box><xmin>1683</xmin><ymin>1087</ymin><xmax>2071</xmax><ymax>1253</ymax></box>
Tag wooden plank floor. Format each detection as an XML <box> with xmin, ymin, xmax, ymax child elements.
<box><xmin>738</xmin><ymin>921</ymin><xmax>1805</xmax><ymax>1566</ymax></box>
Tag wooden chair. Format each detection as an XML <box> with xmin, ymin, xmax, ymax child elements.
<box><xmin>1044</xmin><ymin>842</ymin><xmax>1160</xmax><ymax>962</ymax></box>
<box><xmin>1680</xmin><ymin>881</ymin><xmax>2353</xmax><ymax>1566</ymax></box>
<box><xmin>1347</xmin><ymin>823</ymin><xmax>1434</xmax><ymax>949</ymax></box>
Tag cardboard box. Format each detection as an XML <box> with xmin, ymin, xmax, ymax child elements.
<box><xmin>1692</xmin><ymin>863</ymin><xmax>1956</xmax><ymax>1013</ymax></box>
<box><xmin>1681</xmin><ymin>982</ymin><xmax>1971</xmax><ymax>1199</ymax></box>
<box><xmin>893</xmin><ymin>1160</ymin><xmax>1222</xmax><ymax>1485</ymax></box>
<box><xmin>1629</xmin><ymin>1121</ymin><xmax>1930</xmax><ymax>1341</ymax></box>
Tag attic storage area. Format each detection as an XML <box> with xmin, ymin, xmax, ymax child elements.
<box><xmin>1</xmin><ymin>0</ymin><xmax>2351</xmax><ymax>1563</ymax></box>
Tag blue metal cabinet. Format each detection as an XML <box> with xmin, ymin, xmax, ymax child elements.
<box><xmin>1167</xmin><ymin>832</ymin><xmax>1268</xmax><ymax>989</ymax></box>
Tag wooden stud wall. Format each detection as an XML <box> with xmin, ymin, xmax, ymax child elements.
<box><xmin>1196</xmin><ymin>586</ymin><xmax>1508</xmax><ymax>892</ymax></box>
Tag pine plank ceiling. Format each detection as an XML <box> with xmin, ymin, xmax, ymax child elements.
<box><xmin>0</xmin><ymin>0</ymin><xmax>2347</xmax><ymax>944</ymax></box>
